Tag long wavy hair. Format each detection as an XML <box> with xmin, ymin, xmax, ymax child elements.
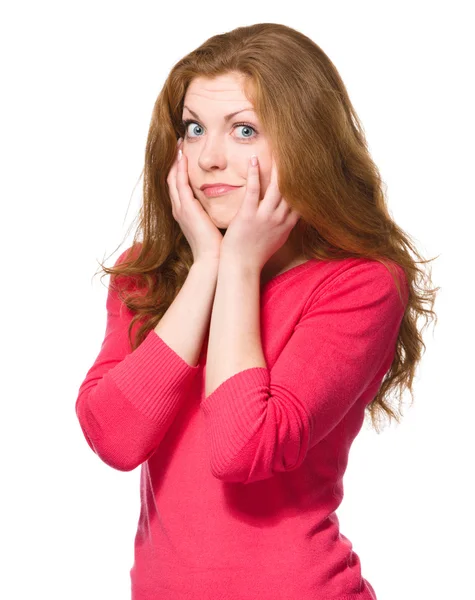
<box><xmin>95</xmin><ymin>22</ymin><xmax>440</xmax><ymax>433</ymax></box>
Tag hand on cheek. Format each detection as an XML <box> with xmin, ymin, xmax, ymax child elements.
<box><xmin>221</xmin><ymin>156</ymin><xmax>301</xmax><ymax>270</ymax></box>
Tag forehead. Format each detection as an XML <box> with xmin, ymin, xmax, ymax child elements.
<box><xmin>183</xmin><ymin>73</ymin><xmax>253</xmax><ymax>106</ymax></box>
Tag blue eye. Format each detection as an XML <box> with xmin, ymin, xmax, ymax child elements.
<box><xmin>181</xmin><ymin>119</ymin><xmax>258</xmax><ymax>141</ymax></box>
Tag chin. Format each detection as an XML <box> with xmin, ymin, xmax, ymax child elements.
<box><xmin>208</xmin><ymin>213</ymin><xmax>229</xmax><ymax>230</ymax></box>
<box><xmin>205</xmin><ymin>206</ymin><xmax>235</xmax><ymax>231</ymax></box>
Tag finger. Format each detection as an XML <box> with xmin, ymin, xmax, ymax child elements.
<box><xmin>167</xmin><ymin>142</ymin><xmax>182</xmax><ymax>212</ymax></box>
<box><xmin>260</xmin><ymin>159</ymin><xmax>283</xmax><ymax>215</ymax></box>
<box><xmin>176</xmin><ymin>147</ymin><xmax>196</xmax><ymax>204</ymax></box>
<box><xmin>242</xmin><ymin>155</ymin><xmax>261</xmax><ymax>213</ymax></box>
<box><xmin>274</xmin><ymin>196</ymin><xmax>292</xmax><ymax>222</ymax></box>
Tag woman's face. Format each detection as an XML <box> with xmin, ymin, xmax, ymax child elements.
<box><xmin>181</xmin><ymin>72</ymin><xmax>273</xmax><ymax>230</ymax></box>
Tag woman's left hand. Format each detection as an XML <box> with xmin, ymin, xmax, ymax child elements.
<box><xmin>221</xmin><ymin>156</ymin><xmax>301</xmax><ymax>271</ymax></box>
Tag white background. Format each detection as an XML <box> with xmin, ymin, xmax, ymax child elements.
<box><xmin>1</xmin><ymin>1</ymin><xmax>473</xmax><ymax>599</ymax></box>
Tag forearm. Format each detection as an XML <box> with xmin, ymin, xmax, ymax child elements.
<box><xmin>154</xmin><ymin>260</ymin><xmax>219</xmax><ymax>367</ymax></box>
<box><xmin>205</xmin><ymin>257</ymin><xmax>267</xmax><ymax>398</ymax></box>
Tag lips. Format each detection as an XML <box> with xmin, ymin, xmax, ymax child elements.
<box><xmin>200</xmin><ymin>183</ymin><xmax>240</xmax><ymax>190</ymax></box>
<box><xmin>201</xmin><ymin>184</ymin><xmax>241</xmax><ymax>198</ymax></box>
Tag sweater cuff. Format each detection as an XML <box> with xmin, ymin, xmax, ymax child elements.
<box><xmin>108</xmin><ymin>329</ymin><xmax>200</xmax><ymax>422</ymax></box>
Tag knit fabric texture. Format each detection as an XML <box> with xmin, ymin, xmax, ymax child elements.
<box><xmin>76</xmin><ymin>245</ymin><xmax>408</xmax><ymax>599</ymax></box>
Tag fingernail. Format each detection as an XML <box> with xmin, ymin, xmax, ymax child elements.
<box><xmin>250</xmin><ymin>155</ymin><xmax>258</xmax><ymax>167</ymax></box>
<box><xmin>178</xmin><ymin>148</ymin><xmax>182</xmax><ymax>161</ymax></box>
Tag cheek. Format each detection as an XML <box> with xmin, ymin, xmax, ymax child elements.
<box><xmin>185</xmin><ymin>167</ymin><xmax>198</xmax><ymax>190</ymax></box>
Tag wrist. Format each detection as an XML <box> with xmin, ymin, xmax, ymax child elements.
<box><xmin>191</xmin><ymin>258</ymin><xmax>220</xmax><ymax>274</ymax></box>
<box><xmin>218</xmin><ymin>253</ymin><xmax>261</xmax><ymax>277</ymax></box>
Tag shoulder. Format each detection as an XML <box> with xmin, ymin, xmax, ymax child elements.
<box><xmin>311</xmin><ymin>257</ymin><xmax>408</xmax><ymax>311</ymax></box>
<box><xmin>114</xmin><ymin>241</ymin><xmax>143</xmax><ymax>267</ymax></box>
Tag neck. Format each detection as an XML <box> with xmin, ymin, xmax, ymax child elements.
<box><xmin>260</xmin><ymin>235</ymin><xmax>305</xmax><ymax>285</ymax></box>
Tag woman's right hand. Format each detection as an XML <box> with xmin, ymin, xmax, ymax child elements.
<box><xmin>167</xmin><ymin>138</ymin><xmax>223</xmax><ymax>264</ymax></box>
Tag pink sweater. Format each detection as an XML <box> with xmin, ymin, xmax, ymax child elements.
<box><xmin>76</xmin><ymin>245</ymin><xmax>408</xmax><ymax>599</ymax></box>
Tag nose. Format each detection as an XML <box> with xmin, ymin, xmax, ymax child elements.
<box><xmin>197</xmin><ymin>136</ymin><xmax>228</xmax><ymax>171</ymax></box>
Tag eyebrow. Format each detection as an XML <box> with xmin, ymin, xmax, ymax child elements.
<box><xmin>182</xmin><ymin>105</ymin><xmax>256</xmax><ymax>122</ymax></box>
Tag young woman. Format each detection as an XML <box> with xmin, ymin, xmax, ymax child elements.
<box><xmin>76</xmin><ymin>23</ymin><xmax>438</xmax><ymax>600</ymax></box>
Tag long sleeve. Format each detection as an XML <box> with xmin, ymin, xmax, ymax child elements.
<box><xmin>75</xmin><ymin>247</ymin><xmax>200</xmax><ymax>471</ymax></box>
<box><xmin>200</xmin><ymin>260</ymin><xmax>408</xmax><ymax>484</ymax></box>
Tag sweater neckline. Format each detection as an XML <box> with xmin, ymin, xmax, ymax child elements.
<box><xmin>260</xmin><ymin>259</ymin><xmax>318</xmax><ymax>292</ymax></box>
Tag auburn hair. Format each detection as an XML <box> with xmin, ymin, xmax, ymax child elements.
<box><xmin>95</xmin><ymin>22</ymin><xmax>439</xmax><ymax>433</ymax></box>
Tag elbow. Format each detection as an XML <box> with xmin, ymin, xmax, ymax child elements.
<box><xmin>209</xmin><ymin>436</ymin><xmax>308</xmax><ymax>485</ymax></box>
<box><xmin>96</xmin><ymin>450</ymin><xmax>142</xmax><ymax>473</ymax></box>
<box><xmin>75</xmin><ymin>396</ymin><xmax>145</xmax><ymax>473</ymax></box>
<box><xmin>209</xmin><ymin>450</ymin><xmax>264</xmax><ymax>484</ymax></box>
<box><xmin>211</xmin><ymin>464</ymin><xmax>248</xmax><ymax>484</ymax></box>
<box><xmin>211</xmin><ymin>463</ymin><xmax>276</xmax><ymax>485</ymax></box>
